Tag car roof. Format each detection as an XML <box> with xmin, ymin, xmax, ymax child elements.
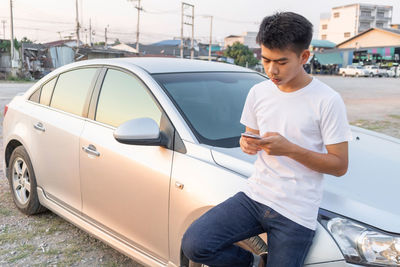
<box><xmin>69</xmin><ymin>57</ymin><xmax>255</xmax><ymax>74</ymax></box>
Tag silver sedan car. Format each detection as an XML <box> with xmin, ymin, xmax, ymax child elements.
<box><xmin>3</xmin><ymin>58</ymin><xmax>400</xmax><ymax>267</ymax></box>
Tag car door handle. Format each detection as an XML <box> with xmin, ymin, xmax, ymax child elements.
<box><xmin>175</xmin><ymin>182</ymin><xmax>184</xmax><ymax>190</ymax></box>
<box><xmin>33</xmin><ymin>122</ymin><xmax>45</xmax><ymax>132</ymax></box>
<box><xmin>82</xmin><ymin>144</ymin><xmax>100</xmax><ymax>157</ymax></box>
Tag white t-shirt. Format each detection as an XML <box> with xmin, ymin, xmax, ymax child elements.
<box><xmin>240</xmin><ymin>77</ymin><xmax>352</xmax><ymax>230</ymax></box>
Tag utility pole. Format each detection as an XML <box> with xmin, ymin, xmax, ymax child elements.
<box><xmin>1</xmin><ymin>20</ymin><xmax>6</xmax><ymax>39</ymax></box>
<box><xmin>104</xmin><ymin>26</ymin><xmax>108</xmax><ymax>48</ymax></box>
<box><xmin>127</xmin><ymin>0</ymin><xmax>142</xmax><ymax>53</ymax></box>
<box><xmin>190</xmin><ymin>5</ymin><xmax>194</xmax><ymax>59</ymax></box>
<box><xmin>89</xmin><ymin>18</ymin><xmax>92</xmax><ymax>46</ymax></box>
<box><xmin>75</xmin><ymin>0</ymin><xmax>80</xmax><ymax>50</ymax></box>
<box><xmin>135</xmin><ymin>0</ymin><xmax>142</xmax><ymax>53</ymax></box>
<box><xmin>208</xmin><ymin>16</ymin><xmax>213</xmax><ymax>61</ymax></box>
<box><xmin>9</xmin><ymin>0</ymin><xmax>15</xmax><ymax>71</ymax></box>
<box><xmin>180</xmin><ymin>3</ymin><xmax>184</xmax><ymax>58</ymax></box>
<box><xmin>180</xmin><ymin>2</ymin><xmax>194</xmax><ymax>59</ymax></box>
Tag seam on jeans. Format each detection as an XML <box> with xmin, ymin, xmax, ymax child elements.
<box><xmin>297</xmin><ymin>233</ymin><xmax>315</xmax><ymax>266</ymax></box>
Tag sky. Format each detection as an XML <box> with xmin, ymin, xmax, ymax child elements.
<box><xmin>0</xmin><ymin>0</ymin><xmax>399</xmax><ymax>45</ymax></box>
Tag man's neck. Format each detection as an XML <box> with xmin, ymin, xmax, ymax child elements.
<box><xmin>278</xmin><ymin>71</ymin><xmax>313</xmax><ymax>93</ymax></box>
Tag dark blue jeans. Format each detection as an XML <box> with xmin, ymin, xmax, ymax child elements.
<box><xmin>181</xmin><ymin>192</ymin><xmax>315</xmax><ymax>267</ymax></box>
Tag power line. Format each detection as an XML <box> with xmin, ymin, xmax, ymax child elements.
<box><xmin>0</xmin><ymin>16</ymin><xmax>74</xmax><ymax>25</ymax></box>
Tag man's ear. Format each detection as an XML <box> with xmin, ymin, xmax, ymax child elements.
<box><xmin>300</xmin><ymin>50</ymin><xmax>310</xmax><ymax>65</ymax></box>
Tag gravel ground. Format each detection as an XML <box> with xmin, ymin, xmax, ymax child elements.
<box><xmin>0</xmin><ymin>76</ymin><xmax>399</xmax><ymax>266</ymax></box>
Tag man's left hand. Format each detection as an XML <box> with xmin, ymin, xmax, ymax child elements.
<box><xmin>255</xmin><ymin>132</ymin><xmax>296</xmax><ymax>156</ymax></box>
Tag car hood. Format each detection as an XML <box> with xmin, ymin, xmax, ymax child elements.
<box><xmin>211</xmin><ymin>127</ymin><xmax>400</xmax><ymax>233</ymax></box>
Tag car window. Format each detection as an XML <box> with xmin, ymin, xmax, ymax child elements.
<box><xmin>50</xmin><ymin>68</ymin><xmax>98</xmax><ymax>116</ymax></box>
<box><xmin>29</xmin><ymin>88</ymin><xmax>40</xmax><ymax>103</ymax></box>
<box><xmin>95</xmin><ymin>69</ymin><xmax>162</xmax><ymax>128</ymax></box>
<box><xmin>39</xmin><ymin>77</ymin><xmax>57</xmax><ymax>106</ymax></box>
<box><xmin>153</xmin><ymin>72</ymin><xmax>267</xmax><ymax>147</ymax></box>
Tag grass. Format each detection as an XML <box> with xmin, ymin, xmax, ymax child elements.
<box><xmin>5</xmin><ymin>76</ymin><xmax>33</xmax><ymax>82</ymax></box>
<box><xmin>388</xmin><ymin>114</ymin><xmax>400</xmax><ymax>120</ymax></box>
<box><xmin>351</xmin><ymin>119</ymin><xmax>392</xmax><ymax>131</ymax></box>
<box><xmin>7</xmin><ymin>244</ymin><xmax>36</xmax><ymax>264</ymax></box>
<box><xmin>56</xmin><ymin>243</ymin><xmax>83</xmax><ymax>266</ymax></box>
<box><xmin>0</xmin><ymin>206</ymin><xmax>12</xmax><ymax>216</ymax></box>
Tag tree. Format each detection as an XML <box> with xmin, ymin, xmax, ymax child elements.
<box><xmin>0</xmin><ymin>38</ymin><xmax>21</xmax><ymax>51</ymax></box>
<box><xmin>20</xmin><ymin>37</ymin><xmax>33</xmax><ymax>43</ymax></box>
<box><xmin>94</xmin><ymin>41</ymin><xmax>105</xmax><ymax>46</ymax></box>
<box><xmin>223</xmin><ymin>42</ymin><xmax>259</xmax><ymax>68</ymax></box>
<box><xmin>113</xmin><ymin>38</ymin><xmax>121</xmax><ymax>46</ymax></box>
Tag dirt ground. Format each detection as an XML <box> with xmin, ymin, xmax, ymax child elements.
<box><xmin>0</xmin><ymin>76</ymin><xmax>399</xmax><ymax>266</ymax></box>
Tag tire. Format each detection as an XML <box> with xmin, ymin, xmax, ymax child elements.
<box><xmin>369</xmin><ymin>72</ymin><xmax>374</xmax><ymax>77</ymax></box>
<box><xmin>355</xmin><ymin>73</ymin><xmax>359</xmax><ymax>77</ymax></box>
<box><xmin>182</xmin><ymin>236</ymin><xmax>268</xmax><ymax>267</ymax></box>
<box><xmin>341</xmin><ymin>72</ymin><xmax>346</xmax><ymax>77</ymax></box>
<box><xmin>7</xmin><ymin>146</ymin><xmax>46</xmax><ymax>215</ymax></box>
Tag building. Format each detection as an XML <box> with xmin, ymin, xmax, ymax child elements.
<box><xmin>337</xmin><ymin>27</ymin><xmax>400</xmax><ymax>49</ymax></box>
<box><xmin>319</xmin><ymin>3</ymin><xmax>393</xmax><ymax>44</ymax></box>
<box><xmin>224</xmin><ymin>32</ymin><xmax>258</xmax><ymax>49</ymax></box>
<box><xmin>336</xmin><ymin>27</ymin><xmax>400</xmax><ymax>66</ymax></box>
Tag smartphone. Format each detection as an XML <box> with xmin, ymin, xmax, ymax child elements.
<box><xmin>241</xmin><ymin>132</ymin><xmax>262</xmax><ymax>140</ymax></box>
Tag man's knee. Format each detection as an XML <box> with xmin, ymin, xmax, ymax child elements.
<box><xmin>181</xmin><ymin>223</ymin><xmax>216</xmax><ymax>262</ymax></box>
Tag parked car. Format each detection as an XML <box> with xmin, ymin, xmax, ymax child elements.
<box><xmin>387</xmin><ymin>66</ymin><xmax>400</xmax><ymax>78</ymax></box>
<box><xmin>339</xmin><ymin>65</ymin><xmax>369</xmax><ymax>77</ymax></box>
<box><xmin>3</xmin><ymin>58</ymin><xmax>400</xmax><ymax>267</ymax></box>
<box><xmin>363</xmin><ymin>65</ymin><xmax>388</xmax><ymax>77</ymax></box>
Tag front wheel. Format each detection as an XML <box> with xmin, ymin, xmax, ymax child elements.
<box><xmin>342</xmin><ymin>72</ymin><xmax>346</xmax><ymax>77</ymax></box>
<box><xmin>7</xmin><ymin>146</ymin><xmax>46</xmax><ymax>215</ymax></box>
<box><xmin>184</xmin><ymin>236</ymin><xmax>268</xmax><ymax>267</ymax></box>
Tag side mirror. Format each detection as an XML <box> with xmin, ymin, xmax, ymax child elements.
<box><xmin>113</xmin><ymin>117</ymin><xmax>167</xmax><ymax>146</ymax></box>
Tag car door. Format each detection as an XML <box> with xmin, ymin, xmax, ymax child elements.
<box><xmin>79</xmin><ymin>67</ymin><xmax>172</xmax><ymax>261</ymax></box>
<box><xmin>28</xmin><ymin>67</ymin><xmax>99</xmax><ymax>211</ymax></box>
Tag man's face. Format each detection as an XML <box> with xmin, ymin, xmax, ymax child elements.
<box><xmin>261</xmin><ymin>44</ymin><xmax>309</xmax><ymax>86</ymax></box>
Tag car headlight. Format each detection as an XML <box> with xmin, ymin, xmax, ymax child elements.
<box><xmin>318</xmin><ymin>209</ymin><xmax>400</xmax><ymax>266</ymax></box>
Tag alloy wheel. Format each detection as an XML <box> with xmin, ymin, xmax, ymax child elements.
<box><xmin>12</xmin><ymin>157</ymin><xmax>31</xmax><ymax>205</ymax></box>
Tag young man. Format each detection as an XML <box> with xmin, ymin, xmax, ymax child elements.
<box><xmin>182</xmin><ymin>12</ymin><xmax>352</xmax><ymax>267</ymax></box>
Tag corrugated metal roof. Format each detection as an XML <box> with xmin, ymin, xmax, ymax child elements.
<box><xmin>152</xmin><ymin>40</ymin><xmax>181</xmax><ymax>46</ymax></box>
<box><xmin>314</xmin><ymin>52</ymin><xmax>343</xmax><ymax>65</ymax></box>
<box><xmin>311</xmin><ymin>39</ymin><xmax>336</xmax><ymax>48</ymax></box>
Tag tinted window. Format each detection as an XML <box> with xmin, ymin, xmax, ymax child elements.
<box><xmin>95</xmin><ymin>69</ymin><xmax>161</xmax><ymax>127</ymax></box>
<box><xmin>50</xmin><ymin>68</ymin><xmax>97</xmax><ymax>116</ymax></box>
<box><xmin>29</xmin><ymin>88</ymin><xmax>40</xmax><ymax>103</ymax></box>
<box><xmin>39</xmin><ymin>77</ymin><xmax>57</xmax><ymax>106</ymax></box>
<box><xmin>153</xmin><ymin>72</ymin><xmax>266</xmax><ymax>147</ymax></box>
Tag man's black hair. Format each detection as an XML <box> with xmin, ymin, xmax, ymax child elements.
<box><xmin>256</xmin><ymin>12</ymin><xmax>313</xmax><ymax>55</ymax></box>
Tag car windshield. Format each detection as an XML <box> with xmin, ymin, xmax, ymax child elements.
<box><xmin>153</xmin><ymin>72</ymin><xmax>267</xmax><ymax>147</ymax></box>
